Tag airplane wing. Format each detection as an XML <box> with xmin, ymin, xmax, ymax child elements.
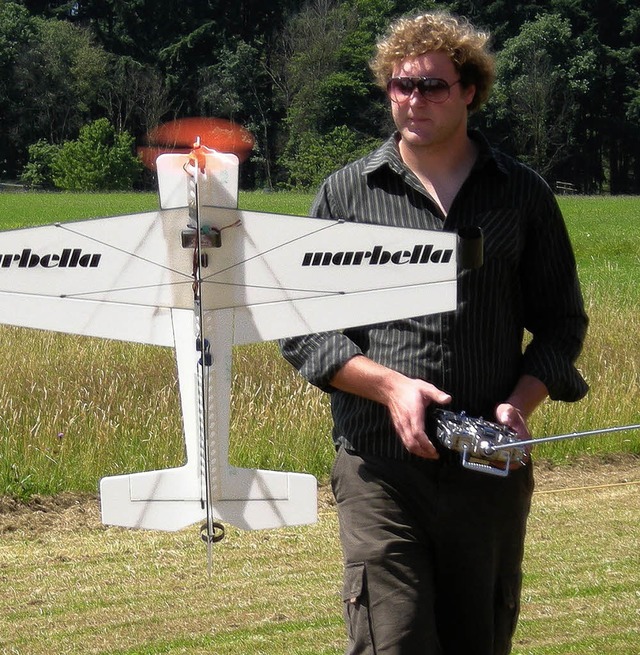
<box><xmin>0</xmin><ymin>204</ymin><xmax>458</xmax><ymax>343</ymax></box>
<box><xmin>0</xmin><ymin>147</ymin><xmax>476</xmax><ymax>543</ymax></box>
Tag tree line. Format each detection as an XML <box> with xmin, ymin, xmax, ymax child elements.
<box><xmin>1</xmin><ymin>0</ymin><xmax>638</xmax><ymax>193</ymax></box>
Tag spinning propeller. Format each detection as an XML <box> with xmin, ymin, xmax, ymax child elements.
<box><xmin>138</xmin><ymin>117</ymin><xmax>255</xmax><ymax>170</ymax></box>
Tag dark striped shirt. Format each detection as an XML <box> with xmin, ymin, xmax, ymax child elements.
<box><xmin>280</xmin><ymin>131</ymin><xmax>588</xmax><ymax>460</ymax></box>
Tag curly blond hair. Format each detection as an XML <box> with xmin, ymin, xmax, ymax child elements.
<box><xmin>370</xmin><ymin>11</ymin><xmax>495</xmax><ymax>113</ymax></box>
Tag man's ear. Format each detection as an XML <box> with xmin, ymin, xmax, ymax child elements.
<box><xmin>463</xmin><ymin>83</ymin><xmax>477</xmax><ymax>108</ymax></box>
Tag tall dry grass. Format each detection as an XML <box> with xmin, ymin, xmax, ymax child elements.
<box><xmin>0</xmin><ymin>329</ymin><xmax>184</xmax><ymax>497</ymax></box>
<box><xmin>0</xmin><ymin>193</ymin><xmax>637</xmax><ymax>498</ymax></box>
<box><xmin>529</xmin><ymin>288</ymin><xmax>640</xmax><ymax>458</ymax></box>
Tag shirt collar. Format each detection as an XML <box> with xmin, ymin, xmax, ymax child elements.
<box><xmin>362</xmin><ymin>134</ymin><xmax>404</xmax><ymax>177</ymax></box>
<box><xmin>362</xmin><ymin>129</ymin><xmax>508</xmax><ymax>179</ymax></box>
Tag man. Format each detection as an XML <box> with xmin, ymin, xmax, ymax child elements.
<box><xmin>280</xmin><ymin>11</ymin><xmax>588</xmax><ymax>655</ymax></box>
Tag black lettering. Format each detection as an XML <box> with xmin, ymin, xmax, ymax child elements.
<box><xmin>332</xmin><ymin>252</ymin><xmax>345</xmax><ymax>265</ymax></box>
<box><xmin>369</xmin><ymin>246</ymin><xmax>381</xmax><ymax>265</ymax></box>
<box><xmin>40</xmin><ymin>254</ymin><xmax>60</xmax><ymax>268</ymax></box>
<box><xmin>19</xmin><ymin>249</ymin><xmax>31</xmax><ymax>267</ymax></box>
<box><xmin>391</xmin><ymin>250</ymin><xmax>411</xmax><ymax>264</ymax></box>
<box><xmin>0</xmin><ymin>248</ymin><xmax>102</xmax><ymax>270</ymax></box>
<box><xmin>419</xmin><ymin>245</ymin><xmax>434</xmax><ymax>263</ymax></box>
<box><xmin>59</xmin><ymin>249</ymin><xmax>72</xmax><ymax>268</ymax></box>
<box><xmin>410</xmin><ymin>245</ymin><xmax>424</xmax><ymax>263</ymax></box>
<box><xmin>300</xmin><ymin>244</ymin><xmax>452</xmax><ymax>267</ymax></box>
<box><xmin>78</xmin><ymin>253</ymin><xmax>101</xmax><ymax>267</ymax></box>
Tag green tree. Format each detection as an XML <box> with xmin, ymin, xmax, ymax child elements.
<box><xmin>76</xmin><ymin>0</ymin><xmax>300</xmax><ymax>187</ymax></box>
<box><xmin>101</xmin><ymin>55</ymin><xmax>173</xmax><ymax>136</ymax></box>
<box><xmin>0</xmin><ymin>11</ymin><xmax>108</xmax><ymax>179</ymax></box>
<box><xmin>0</xmin><ymin>1</ymin><xmax>36</xmax><ymax>177</ymax></box>
<box><xmin>52</xmin><ymin>118</ymin><xmax>142</xmax><ymax>191</ymax></box>
<box><xmin>280</xmin><ymin>125</ymin><xmax>380</xmax><ymax>190</ymax></box>
<box><xmin>79</xmin><ymin>0</ymin><xmax>298</xmax><ymax>121</ymax></box>
<box><xmin>19</xmin><ymin>139</ymin><xmax>60</xmax><ymax>188</ymax></box>
<box><xmin>15</xmin><ymin>17</ymin><xmax>108</xmax><ymax>144</ymax></box>
<box><xmin>278</xmin><ymin>0</ymin><xmax>426</xmax><ymax>186</ymax></box>
<box><xmin>488</xmin><ymin>14</ymin><xmax>579</xmax><ymax>180</ymax></box>
<box><xmin>6</xmin><ymin>0</ymin><xmax>639</xmax><ymax>193</ymax></box>
<box><xmin>281</xmin><ymin>0</ymin><xmax>356</xmax><ymax>138</ymax></box>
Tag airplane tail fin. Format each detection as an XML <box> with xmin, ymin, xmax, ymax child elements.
<box><xmin>100</xmin><ymin>463</ymin><xmax>317</xmax><ymax>532</ymax></box>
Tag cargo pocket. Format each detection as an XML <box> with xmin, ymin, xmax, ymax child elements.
<box><xmin>342</xmin><ymin>562</ymin><xmax>375</xmax><ymax>654</ymax></box>
<box><xmin>494</xmin><ymin>573</ymin><xmax>522</xmax><ymax>655</ymax></box>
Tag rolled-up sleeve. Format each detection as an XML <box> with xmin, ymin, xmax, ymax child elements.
<box><xmin>279</xmin><ymin>332</ymin><xmax>362</xmax><ymax>392</ymax></box>
<box><xmin>519</xmin><ymin>191</ymin><xmax>589</xmax><ymax>402</ymax></box>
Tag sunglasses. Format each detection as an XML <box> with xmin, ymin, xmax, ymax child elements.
<box><xmin>386</xmin><ymin>77</ymin><xmax>461</xmax><ymax>104</ymax></box>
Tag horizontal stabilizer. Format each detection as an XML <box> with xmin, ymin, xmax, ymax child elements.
<box><xmin>100</xmin><ymin>466</ymin><xmax>205</xmax><ymax>531</ymax></box>
<box><xmin>210</xmin><ymin>467</ymin><xmax>317</xmax><ymax>530</ymax></box>
<box><xmin>100</xmin><ymin>464</ymin><xmax>317</xmax><ymax>531</ymax></box>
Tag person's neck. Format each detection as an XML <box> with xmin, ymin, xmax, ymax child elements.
<box><xmin>399</xmin><ymin>132</ymin><xmax>478</xmax><ymax>216</ymax></box>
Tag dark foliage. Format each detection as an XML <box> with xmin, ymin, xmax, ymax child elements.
<box><xmin>1</xmin><ymin>0</ymin><xmax>638</xmax><ymax>192</ymax></box>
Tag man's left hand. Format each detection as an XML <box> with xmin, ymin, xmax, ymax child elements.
<box><xmin>495</xmin><ymin>403</ymin><xmax>531</xmax><ymax>467</ymax></box>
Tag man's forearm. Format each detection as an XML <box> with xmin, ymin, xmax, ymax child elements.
<box><xmin>504</xmin><ymin>374</ymin><xmax>549</xmax><ymax>419</ymax></box>
<box><xmin>495</xmin><ymin>374</ymin><xmax>549</xmax><ymax>446</ymax></box>
<box><xmin>330</xmin><ymin>355</ymin><xmax>452</xmax><ymax>459</ymax></box>
<box><xmin>330</xmin><ymin>354</ymin><xmax>405</xmax><ymax>404</ymax></box>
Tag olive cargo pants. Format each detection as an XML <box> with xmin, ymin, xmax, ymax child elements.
<box><xmin>331</xmin><ymin>447</ymin><xmax>534</xmax><ymax>655</ymax></box>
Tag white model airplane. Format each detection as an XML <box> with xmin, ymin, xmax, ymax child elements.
<box><xmin>0</xmin><ymin>141</ymin><xmax>478</xmax><ymax>563</ymax></box>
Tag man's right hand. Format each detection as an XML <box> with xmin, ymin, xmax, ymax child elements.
<box><xmin>330</xmin><ymin>355</ymin><xmax>451</xmax><ymax>459</ymax></box>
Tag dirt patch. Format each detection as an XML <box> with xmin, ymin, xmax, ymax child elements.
<box><xmin>1</xmin><ymin>455</ymin><xmax>638</xmax><ymax>535</ymax></box>
<box><xmin>0</xmin><ymin>491</ymin><xmax>101</xmax><ymax>535</ymax></box>
<box><xmin>532</xmin><ymin>453</ymin><xmax>640</xmax><ymax>491</ymax></box>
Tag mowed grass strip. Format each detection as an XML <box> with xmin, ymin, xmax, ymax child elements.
<box><xmin>514</xmin><ymin>478</ymin><xmax>640</xmax><ymax>655</ymax></box>
<box><xmin>0</xmin><ymin>494</ymin><xmax>345</xmax><ymax>655</ymax></box>
<box><xmin>0</xmin><ymin>464</ymin><xmax>638</xmax><ymax>654</ymax></box>
<box><xmin>0</xmin><ymin>189</ymin><xmax>315</xmax><ymax>228</ymax></box>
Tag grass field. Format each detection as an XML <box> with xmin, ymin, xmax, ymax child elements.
<box><xmin>1</xmin><ymin>460</ymin><xmax>638</xmax><ymax>655</ymax></box>
<box><xmin>0</xmin><ymin>191</ymin><xmax>638</xmax><ymax>654</ymax></box>
<box><xmin>0</xmin><ymin>189</ymin><xmax>315</xmax><ymax>228</ymax></box>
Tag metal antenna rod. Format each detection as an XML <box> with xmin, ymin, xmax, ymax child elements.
<box><xmin>489</xmin><ymin>423</ymin><xmax>640</xmax><ymax>452</ymax></box>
